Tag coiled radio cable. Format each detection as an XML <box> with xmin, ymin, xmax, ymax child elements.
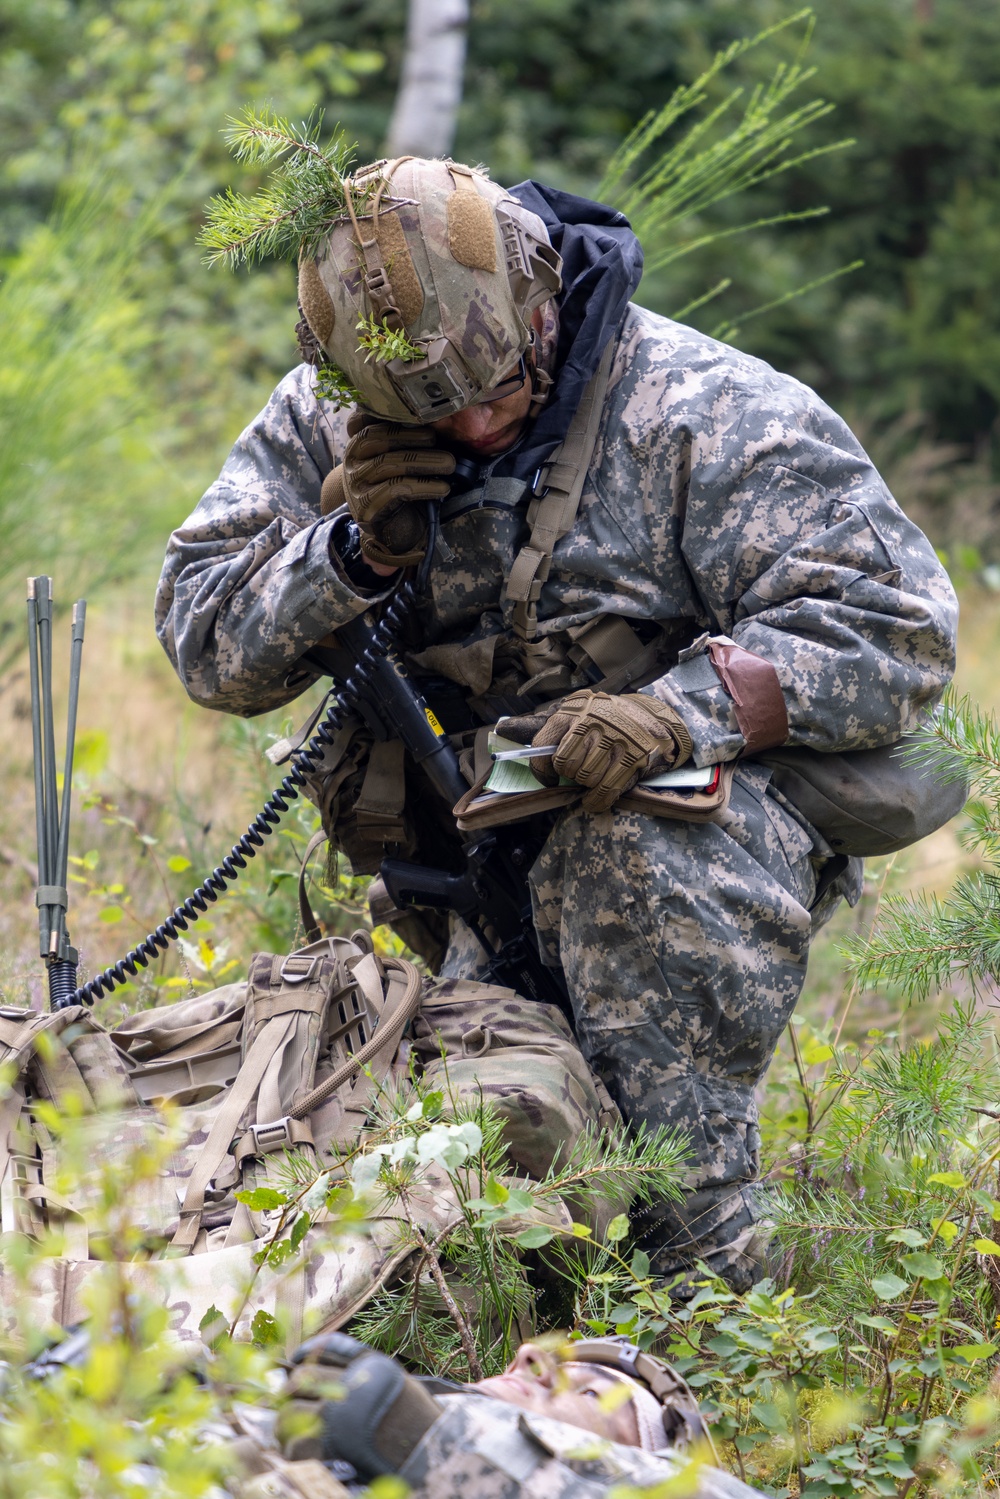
<box><xmin>67</xmin><ymin>517</ymin><xmax>437</xmax><ymax>1010</ymax></box>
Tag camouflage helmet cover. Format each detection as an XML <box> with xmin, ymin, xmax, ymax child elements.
<box><xmin>559</xmin><ymin>1336</ymin><xmax>708</xmax><ymax>1450</ymax></box>
<box><xmin>297</xmin><ymin>156</ymin><xmax>563</xmax><ymax>423</ymax></box>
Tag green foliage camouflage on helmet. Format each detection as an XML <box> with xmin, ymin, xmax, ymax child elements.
<box><xmin>299</xmin><ymin>156</ymin><xmax>563</xmax><ymax>423</ymax></box>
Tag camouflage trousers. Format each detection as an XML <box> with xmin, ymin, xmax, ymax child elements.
<box><xmin>441</xmin><ymin>762</ymin><xmax>837</xmax><ymax>1292</ymax></box>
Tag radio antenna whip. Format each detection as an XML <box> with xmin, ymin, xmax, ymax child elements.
<box><xmin>27</xmin><ymin>577</ymin><xmax>86</xmax><ymax>1010</ymax></box>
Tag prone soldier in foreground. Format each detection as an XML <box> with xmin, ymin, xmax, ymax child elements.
<box><xmin>158</xmin><ymin>153</ymin><xmax>959</xmax><ymax>1292</ymax></box>
<box><xmin>230</xmin><ymin>1332</ymin><xmax>763</xmax><ymax>1499</ymax></box>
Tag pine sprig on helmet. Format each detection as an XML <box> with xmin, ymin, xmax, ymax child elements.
<box><xmin>200</xmin><ymin>117</ymin><xmax>564</xmax><ymax>423</ymax></box>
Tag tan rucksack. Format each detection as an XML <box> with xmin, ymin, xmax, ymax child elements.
<box><xmin>0</xmin><ymin>932</ymin><xmax>426</xmax><ymax>1342</ymax></box>
<box><xmin>0</xmin><ymin>929</ymin><xmax>620</xmax><ymax>1349</ymax></box>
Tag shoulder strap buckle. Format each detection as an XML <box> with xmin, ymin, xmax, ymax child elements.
<box><xmin>278</xmin><ymin>954</ymin><xmax>322</xmax><ymax>986</ymax></box>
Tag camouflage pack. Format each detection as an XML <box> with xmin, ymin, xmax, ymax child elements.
<box><xmin>0</xmin><ymin>937</ymin><xmax>616</xmax><ymax>1348</ymax></box>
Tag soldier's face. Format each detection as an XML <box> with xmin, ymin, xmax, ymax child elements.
<box><xmin>430</xmin><ymin>309</ymin><xmax>545</xmax><ymax>457</ymax></box>
<box><xmin>473</xmin><ymin>1342</ymin><xmax>641</xmax><ymax>1446</ymax></box>
<box><xmin>430</xmin><ymin>366</ymin><xmax>534</xmax><ymax>456</ymax></box>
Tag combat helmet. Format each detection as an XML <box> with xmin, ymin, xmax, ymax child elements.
<box><xmin>297</xmin><ymin>156</ymin><xmax>563</xmax><ymax>423</ymax></box>
<box><xmin>556</xmin><ymin>1335</ymin><xmax>708</xmax><ymax>1452</ymax></box>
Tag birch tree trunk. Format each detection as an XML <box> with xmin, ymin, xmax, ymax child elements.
<box><xmin>385</xmin><ymin>0</ymin><xmax>470</xmax><ymax>160</ymax></box>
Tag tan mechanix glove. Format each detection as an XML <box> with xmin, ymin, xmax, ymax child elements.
<box><xmin>278</xmin><ymin>1333</ymin><xmax>440</xmax><ymax>1480</ymax></box>
<box><xmin>321</xmin><ymin>411</ymin><xmax>456</xmax><ymax>568</ymax></box>
<box><xmin>503</xmin><ymin>690</ymin><xmax>694</xmax><ymax>814</ymax></box>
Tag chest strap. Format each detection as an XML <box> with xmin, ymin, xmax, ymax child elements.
<box><xmin>504</xmin><ymin>339</ymin><xmax>616</xmax><ymax>646</ymax></box>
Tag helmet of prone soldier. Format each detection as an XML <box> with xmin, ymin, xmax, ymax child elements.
<box><xmin>556</xmin><ymin>1335</ymin><xmax>708</xmax><ymax>1452</ymax></box>
<box><xmin>296</xmin><ymin>156</ymin><xmax>563</xmax><ymax>424</ymax></box>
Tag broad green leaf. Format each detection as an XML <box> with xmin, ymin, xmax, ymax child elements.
<box><xmin>605</xmin><ymin>1213</ymin><xmax>630</xmax><ymax>1243</ymax></box>
<box><xmin>630</xmin><ymin>1249</ymin><xmax>650</xmax><ymax>1281</ymax></box>
<box><xmin>289</xmin><ymin>1210</ymin><xmax>311</xmax><ymax>1250</ymax></box>
<box><xmin>871</xmin><ymin>1273</ymin><xmax>908</xmax><ymax>1301</ymax></box>
<box><xmin>950</xmin><ymin>1342</ymin><xmax>998</xmax><ymax>1361</ymax></box>
<box><xmin>928</xmin><ymin>1170</ymin><xmax>967</xmax><ymax>1189</ymax></box>
<box><xmin>420</xmin><ymin>1090</ymin><xmax>444</xmax><ymax>1118</ymax></box>
<box><xmin>886</xmin><ymin>1228</ymin><xmax>926</xmax><ymax>1248</ymax></box>
<box><xmin>506</xmin><ymin>1188</ymin><xmax>535</xmax><ymax>1213</ymax></box>
<box><xmin>735</xmin><ymin>1435</ymin><xmax>768</xmax><ymax>1454</ymax></box>
<box><xmin>167</xmin><ymin>854</ymin><xmax>192</xmax><ymax>873</ymax></box>
<box><xmin>931</xmin><ymin>1217</ymin><xmax>959</xmax><ymax>1246</ymax></box>
<box><xmin>250</xmin><ymin>1309</ymin><xmax>281</xmax><ymax>1347</ymax></box>
<box><xmin>484</xmin><ymin>1176</ymin><xmax>509</xmax><ymax>1207</ymax></box>
<box><xmin>74</xmin><ymin>729</ymin><xmax>109</xmax><ymax>778</ymax></box>
<box><xmin>973</xmin><ymin>1237</ymin><xmax>1000</xmax><ymax>1256</ymax></box>
<box><xmin>365</xmin><ymin>1478</ymin><xmax>410</xmax><ymax>1499</ymax></box>
<box><xmin>572</xmin><ymin>1222</ymin><xmax>593</xmax><ymax>1239</ymax></box>
<box><xmin>899</xmin><ymin>1251</ymin><xmax>944</xmax><ymax>1280</ymax></box>
<box><xmin>802</xmin><ymin>1040</ymin><xmax>834</xmax><ymax>1065</ymax></box>
<box><xmin>516</xmin><ymin>1225</ymin><xmax>555</xmax><ymax>1250</ymax></box>
<box><xmin>235</xmin><ymin>1186</ymin><xmax>286</xmax><ymax>1211</ymax></box>
<box><xmin>707</xmin><ymin>1333</ymin><xmax>738</xmax><ymax>1355</ymax></box>
<box><xmin>198</xmin><ymin>1305</ymin><xmax>227</xmax><ymax>1345</ymax></box>
<box><xmin>99</xmin><ymin>904</ymin><xmax>124</xmax><ymax>923</ymax></box>
<box><xmin>855</xmin><ymin>1314</ymin><xmax>897</xmax><ymax>1333</ymax></box>
<box><xmin>751</xmin><ymin>1401</ymin><xmax>785</xmax><ymax>1431</ymax></box>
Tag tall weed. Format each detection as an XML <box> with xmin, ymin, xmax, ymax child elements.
<box><xmin>0</xmin><ymin>182</ymin><xmax>167</xmax><ymax>659</ymax></box>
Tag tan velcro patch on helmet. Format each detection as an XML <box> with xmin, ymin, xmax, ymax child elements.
<box><xmin>374</xmin><ymin>209</ymin><xmax>424</xmax><ymax>329</ymax></box>
<box><xmin>298</xmin><ymin>257</ymin><xmax>335</xmax><ymax>348</ymax></box>
<box><xmin>447</xmin><ymin>169</ymin><xmax>497</xmax><ymax>273</ymax></box>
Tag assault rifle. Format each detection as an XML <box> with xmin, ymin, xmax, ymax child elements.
<box><xmin>305</xmin><ymin>610</ymin><xmax>573</xmax><ymax>1024</ymax></box>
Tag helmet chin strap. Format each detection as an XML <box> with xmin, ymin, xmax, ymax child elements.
<box><xmin>527</xmin><ymin>327</ymin><xmax>554</xmax><ymax>412</ymax></box>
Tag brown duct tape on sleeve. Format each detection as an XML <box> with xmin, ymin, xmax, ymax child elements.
<box><xmin>706</xmin><ymin>639</ymin><xmax>789</xmax><ymax>754</ymax></box>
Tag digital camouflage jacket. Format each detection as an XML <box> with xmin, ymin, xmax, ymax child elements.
<box><xmin>157</xmin><ymin>303</ymin><xmax>958</xmax><ymax>772</ymax></box>
<box><xmin>230</xmin><ymin>1391</ymin><xmax>767</xmax><ymax>1499</ymax></box>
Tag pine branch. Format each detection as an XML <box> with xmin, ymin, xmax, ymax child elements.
<box><xmin>894</xmin><ymin>692</ymin><xmax>989</xmax><ymax>795</ymax></box>
<box><xmin>199</xmin><ymin>107</ymin><xmax>364</xmax><ymax>268</ymax></box>
<box><xmin>533</xmin><ymin>1124</ymin><xmax>689</xmax><ymax>1208</ymax></box>
<box><xmin>599</xmin><ymin>8</ymin><xmax>818</xmax><ymax>193</ymax></box>
<box><xmin>711</xmin><ymin>259</ymin><xmax>864</xmax><ymax>341</ymax></box>
<box><xmin>842</xmin><ymin>873</ymin><xmax>1000</xmax><ymax>1000</ymax></box>
<box><xmin>221</xmin><ymin>105</ymin><xmax>331</xmax><ymax>167</ymax></box>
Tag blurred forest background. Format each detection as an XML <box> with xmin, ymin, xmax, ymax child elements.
<box><xmin>1</xmin><ymin>0</ymin><xmax>999</xmax><ymax>1023</ymax></box>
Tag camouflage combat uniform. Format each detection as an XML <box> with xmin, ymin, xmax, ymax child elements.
<box><xmin>229</xmin><ymin>1389</ymin><xmax>766</xmax><ymax>1499</ymax></box>
<box><xmin>396</xmin><ymin>1392</ymin><xmax>764</xmax><ymax>1499</ymax></box>
<box><xmin>158</xmin><ymin>290</ymin><xmax>957</xmax><ymax>1288</ymax></box>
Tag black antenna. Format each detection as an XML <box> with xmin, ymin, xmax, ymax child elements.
<box><xmin>26</xmin><ymin>577</ymin><xmax>86</xmax><ymax>1010</ymax></box>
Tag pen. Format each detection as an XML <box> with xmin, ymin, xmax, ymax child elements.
<box><xmin>490</xmin><ymin>745</ymin><xmax>560</xmax><ymax>761</ymax></box>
